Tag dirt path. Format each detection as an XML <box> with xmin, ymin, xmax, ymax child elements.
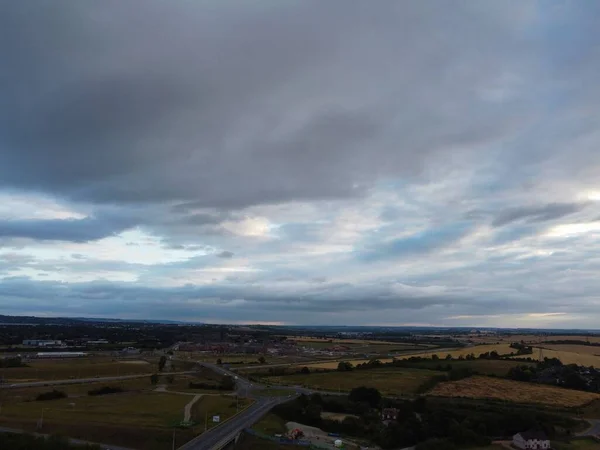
<box><xmin>184</xmin><ymin>395</ymin><xmax>202</xmax><ymax>422</ymax></box>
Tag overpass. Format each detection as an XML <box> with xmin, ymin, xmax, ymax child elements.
<box><xmin>176</xmin><ymin>361</ymin><xmax>295</xmax><ymax>450</ymax></box>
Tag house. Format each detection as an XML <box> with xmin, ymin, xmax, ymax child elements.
<box><xmin>512</xmin><ymin>430</ymin><xmax>550</xmax><ymax>449</ymax></box>
<box><xmin>381</xmin><ymin>408</ymin><xmax>399</xmax><ymax>425</ymax></box>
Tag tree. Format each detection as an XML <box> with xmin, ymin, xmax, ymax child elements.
<box><xmin>300</xmin><ymin>366</ymin><xmax>310</xmax><ymax>374</ymax></box>
<box><xmin>216</xmin><ymin>358</ymin><xmax>222</xmax><ymax>365</ymax></box>
<box><xmin>150</xmin><ymin>374</ymin><xmax>159</xmax><ymax>385</ymax></box>
<box><xmin>445</xmin><ymin>354</ymin><xmax>452</xmax><ymax>360</ymax></box>
<box><xmin>431</xmin><ymin>354</ymin><xmax>439</xmax><ymax>361</ymax></box>
<box><xmin>158</xmin><ymin>356</ymin><xmax>167</xmax><ymax>372</ymax></box>
<box><xmin>258</xmin><ymin>356</ymin><xmax>266</xmax><ymax>364</ymax></box>
<box><xmin>337</xmin><ymin>361</ymin><xmax>354</xmax><ymax>372</ymax></box>
<box><xmin>221</xmin><ymin>375</ymin><xmax>235</xmax><ymax>390</ymax></box>
<box><xmin>349</xmin><ymin>386</ymin><xmax>382</xmax><ymax>408</ymax></box>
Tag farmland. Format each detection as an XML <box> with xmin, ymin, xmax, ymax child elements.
<box><xmin>263</xmin><ymin>367</ymin><xmax>439</xmax><ymax>395</ymax></box>
<box><xmin>0</xmin><ymin>357</ymin><xmax>155</xmax><ymax>382</ymax></box>
<box><xmin>428</xmin><ymin>375</ymin><xmax>600</xmax><ymax>407</ymax></box>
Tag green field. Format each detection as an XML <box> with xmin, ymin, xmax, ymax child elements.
<box><xmin>0</xmin><ymin>358</ymin><xmax>154</xmax><ymax>382</ymax></box>
<box><xmin>190</xmin><ymin>394</ymin><xmax>253</xmax><ymax>431</ymax></box>
<box><xmin>468</xmin><ymin>446</ymin><xmax>505</xmax><ymax>450</ymax></box>
<box><xmin>263</xmin><ymin>367</ymin><xmax>439</xmax><ymax>395</ymax></box>
<box><xmin>0</xmin><ymin>391</ymin><xmax>195</xmax><ymax>449</ymax></box>
<box><xmin>252</xmin><ymin>413</ymin><xmax>287</xmax><ymax>435</ymax></box>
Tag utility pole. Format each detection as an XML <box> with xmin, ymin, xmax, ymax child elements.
<box><xmin>205</xmin><ymin>411</ymin><xmax>208</xmax><ymax>432</ymax></box>
<box><xmin>172</xmin><ymin>430</ymin><xmax>175</xmax><ymax>450</ymax></box>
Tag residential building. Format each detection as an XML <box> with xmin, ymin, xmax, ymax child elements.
<box><xmin>381</xmin><ymin>408</ymin><xmax>399</xmax><ymax>425</ymax></box>
<box><xmin>512</xmin><ymin>430</ymin><xmax>550</xmax><ymax>449</ymax></box>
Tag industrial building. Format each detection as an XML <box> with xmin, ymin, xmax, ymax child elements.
<box><xmin>35</xmin><ymin>352</ymin><xmax>87</xmax><ymax>359</ymax></box>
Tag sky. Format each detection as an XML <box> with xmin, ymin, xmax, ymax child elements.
<box><xmin>1</xmin><ymin>1</ymin><xmax>600</xmax><ymax>328</ymax></box>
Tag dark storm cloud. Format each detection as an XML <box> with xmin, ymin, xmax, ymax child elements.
<box><xmin>0</xmin><ymin>215</ymin><xmax>136</xmax><ymax>242</ymax></box>
<box><xmin>0</xmin><ymin>1</ymin><xmax>537</xmax><ymax>211</ymax></box>
<box><xmin>492</xmin><ymin>202</ymin><xmax>588</xmax><ymax>227</ymax></box>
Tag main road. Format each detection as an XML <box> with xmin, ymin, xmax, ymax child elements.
<box><xmin>176</xmin><ymin>396</ymin><xmax>285</xmax><ymax>450</ymax></box>
<box><xmin>0</xmin><ymin>371</ymin><xmax>194</xmax><ymax>390</ymax></box>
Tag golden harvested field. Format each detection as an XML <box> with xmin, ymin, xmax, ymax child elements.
<box><xmin>264</xmin><ymin>367</ymin><xmax>439</xmax><ymax>395</ymax></box>
<box><xmin>428</xmin><ymin>375</ymin><xmax>600</xmax><ymax>407</ymax></box>
<box><xmin>512</xmin><ymin>349</ymin><xmax>600</xmax><ymax>367</ymax></box>
<box><xmin>542</xmin><ymin>345</ymin><xmax>600</xmax><ymax>356</ymax></box>
<box><xmin>397</xmin><ymin>343</ymin><xmax>515</xmax><ymax>360</ymax></box>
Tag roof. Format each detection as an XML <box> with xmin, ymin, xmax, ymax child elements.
<box><xmin>517</xmin><ymin>430</ymin><xmax>548</xmax><ymax>441</ymax></box>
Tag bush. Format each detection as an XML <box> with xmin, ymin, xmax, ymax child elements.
<box><xmin>416</xmin><ymin>438</ymin><xmax>456</xmax><ymax>450</ymax></box>
<box><xmin>88</xmin><ymin>386</ymin><xmax>124</xmax><ymax>396</ymax></box>
<box><xmin>36</xmin><ymin>390</ymin><xmax>67</xmax><ymax>401</ymax></box>
<box><xmin>416</xmin><ymin>374</ymin><xmax>448</xmax><ymax>394</ymax></box>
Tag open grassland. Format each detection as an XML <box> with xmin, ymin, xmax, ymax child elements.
<box><xmin>252</xmin><ymin>413</ymin><xmax>287</xmax><ymax>435</ymax></box>
<box><xmin>0</xmin><ymin>392</ymin><xmax>195</xmax><ymax>449</ymax></box>
<box><xmin>428</xmin><ymin>375</ymin><xmax>600</xmax><ymax>407</ymax></box>
<box><xmin>0</xmin><ymin>357</ymin><xmax>154</xmax><ymax>382</ymax></box>
<box><xmin>264</xmin><ymin>367</ymin><xmax>439</xmax><ymax>395</ymax></box>
<box><xmin>0</xmin><ymin>377</ymin><xmax>155</xmax><ymax>403</ymax></box>
<box><xmin>467</xmin><ymin>446</ymin><xmax>505</xmax><ymax>450</ymax></box>
<box><xmin>190</xmin><ymin>394</ymin><xmax>253</xmax><ymax>431</ymax></box>
<box><xmin>553</xmin><ymin>439</ymin><xmax>600</xmax><ymax>449</ymax></box>
<box><xmin>236</xmin><ymin>433</ymin><xmax>290</xmax><ymax>450</ymax></box>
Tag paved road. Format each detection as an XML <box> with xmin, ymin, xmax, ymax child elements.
<box><xmin>0</xmin><ymin>426</ymin><xmax>134</xmax><ymax>450</ymax></box>
<box><xmin>177</xmin><ymin>397</ymin><xmax>284</xmax><ymax>450</ymax></box>
<box><xmin>0</xmin><ymin>371</ymin><xmax>194</xmax><ymax>390</ymax></box>
<box><xmin>577</xmin><ymin>418</ymin><xmax>600</xmax><ymax>437</ymax></box>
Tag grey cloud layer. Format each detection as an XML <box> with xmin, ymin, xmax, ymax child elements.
<box><xmin>0</xmin><ymin>1</ymin><xmax>542</xmax><ymax>209</ymax></box>
<box><xmin>2</xmin><ymin>1</ymin><xmax>600</xmax><ymax>326</ymax></box>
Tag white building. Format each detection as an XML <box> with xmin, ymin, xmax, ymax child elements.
<box><xmin>23</xmin><ymin>339</ymin><xmax>62</xmax><ymax>347</ymax></box>
<box><xmin>513</xmin><ymin>431</ymin><xmax>550</xmax><ymax>449</ymax></box>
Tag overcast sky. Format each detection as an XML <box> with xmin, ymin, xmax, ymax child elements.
<box><xmin>1</xmin><ymin>1</ymin><xmax>600</xmax><ymax>328</ymax></box>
